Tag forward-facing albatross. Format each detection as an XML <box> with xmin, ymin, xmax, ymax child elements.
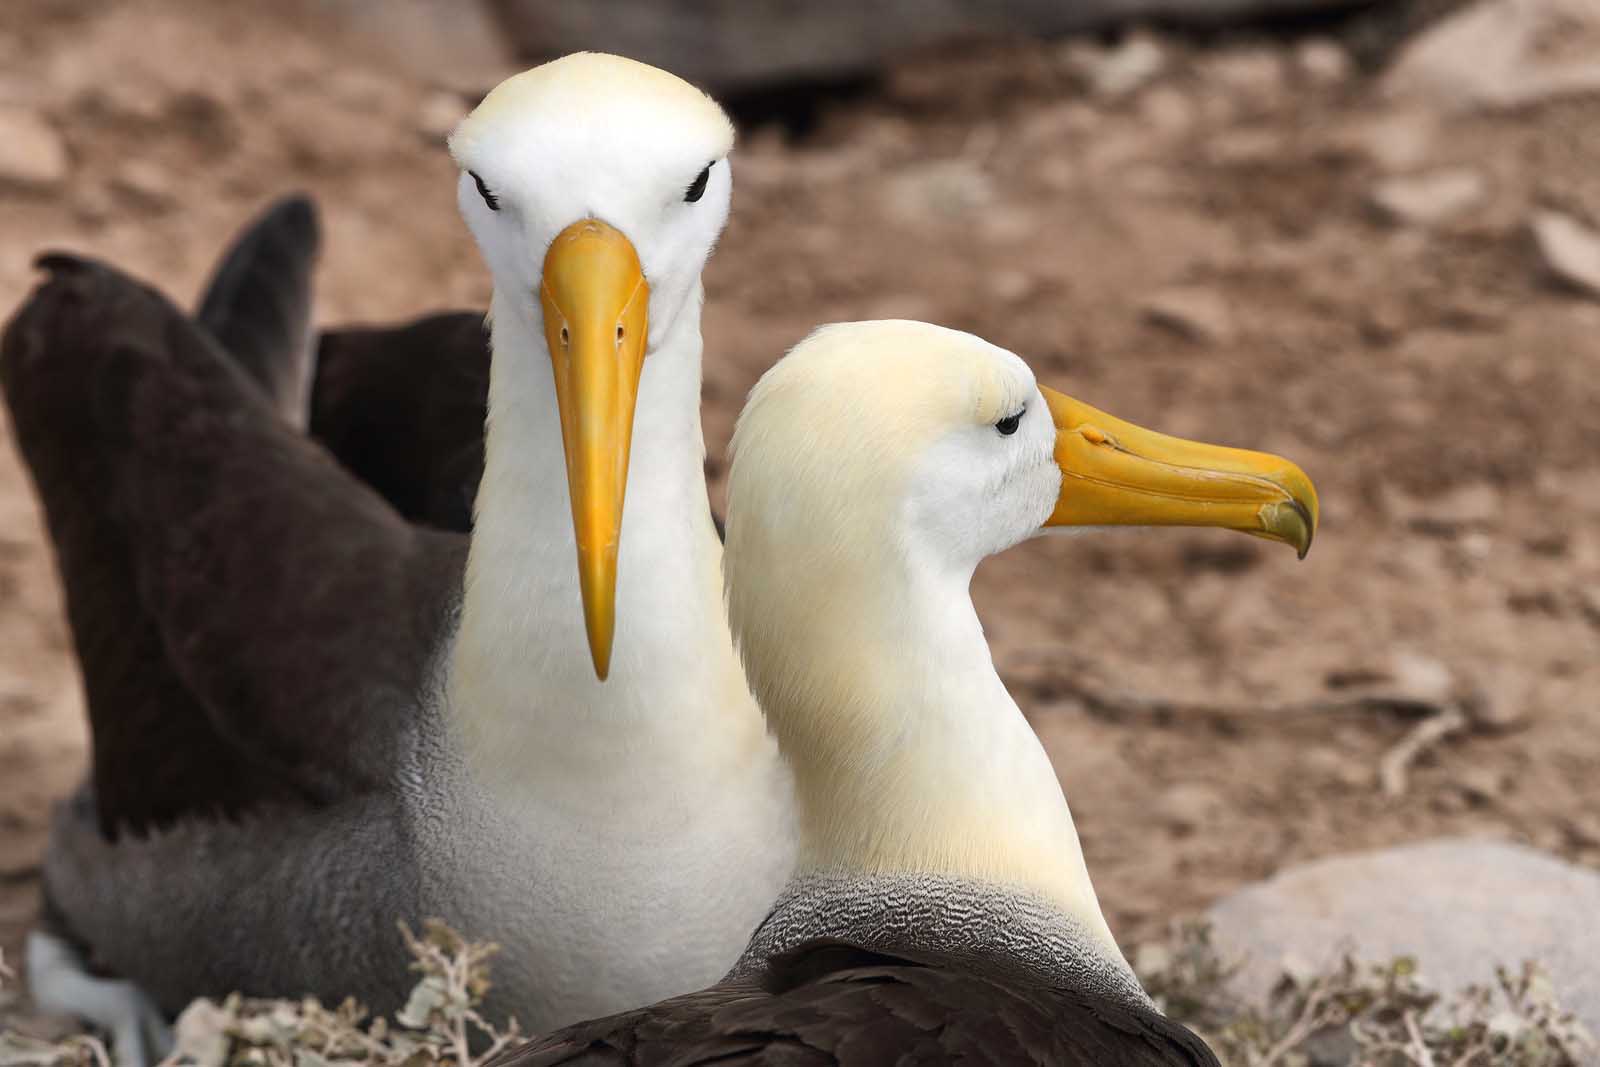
<box><xmin>502</xmin><ymin>320</ymin><xmax>1316</xmax><ymax>1064</ymax></box>
<box><xmin>3</xmin><ymin>52</ymin><xmax>792</xmax><ymax>1057</ymax></box>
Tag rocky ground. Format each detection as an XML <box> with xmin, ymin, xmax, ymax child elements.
<box><xmin>1</xmin><ymin>0</ymin><xmax>1599</xmax><ymax>1023</ymax></box>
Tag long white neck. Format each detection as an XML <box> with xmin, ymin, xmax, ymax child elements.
<box><xmin>446</xmin><ymin>285</ymin><xmax>764</xmax><ymax>807</ymax></box>
<box><xmin>740</xmin><ymin>541</ymin><xmax>1123</xmax><ymax>960</ymax></box>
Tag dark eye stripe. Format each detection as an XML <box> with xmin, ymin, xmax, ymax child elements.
<box><xmin>684</xmin><ymin>162</ymin><xmax>712</xmax><ymax>203</ymax></box>
<box><xmin>469</xmin><ymin>170</ymin><xmax>499</xmax><ymax>211</ymax></box>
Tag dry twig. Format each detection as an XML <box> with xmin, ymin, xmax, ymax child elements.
<box><xmin>1379</xmin><ymin>707</ymin><xmax>1468</xmax><ymax>797</ymax></box>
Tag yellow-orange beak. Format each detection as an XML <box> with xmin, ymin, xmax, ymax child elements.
<box><xmin>540</xmin><ymin>219</ymin><xmax>650</xmax><ymax>679</ymax></box>
<box><xmin>1043</xmin><ymin>386</ymin><xmax>1318</xmax><ymax>558</ymax></box>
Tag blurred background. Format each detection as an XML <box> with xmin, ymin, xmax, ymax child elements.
<box><xmin>1</xmin><ymin>0</ymin><xmax>1598</xmax><ymax>1032</ymax></box>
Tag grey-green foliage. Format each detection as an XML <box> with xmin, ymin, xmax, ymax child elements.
<box><xmin>1135</xmin><ymin>921</ymin><xmax>1596</xmax><ymax>1066</ymax></box>
<box><xmin>3</xmin><ymin>920</ymin><xmax>1594</xmax><ymax>1067</ymax></box>
<box><xmin>0</xmin><ymin>923</ymin><xmax>522</xmax><ymax>1067</ymax></box>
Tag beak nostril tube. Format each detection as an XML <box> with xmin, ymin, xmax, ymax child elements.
<box><xmin>1042</xmin><ymin>384</ymin><xmax>1319</xmax><ymax>558</ymax></box>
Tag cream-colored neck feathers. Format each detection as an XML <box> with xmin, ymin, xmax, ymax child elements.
<box><xmin>724</xmin><ymin>320</ymin><xmax>1124</xmax><ymax>960</ymax></box>
<box><xmin>446</xmin><ymin>291</ymin><xmax>764</xmax><ymax>808</ymax></box>
<box><xmin>730</xmin><ymin>537</ymin><xmax>1121</xmax><ymax>958</ymax></box>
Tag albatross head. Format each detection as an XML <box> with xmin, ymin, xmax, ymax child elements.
<box><xmin>724</xmin><ymin>320</ymin><xmax>1317</xmax><ymax>902</ymax></box>
<box><xmin>448</xmin><ymin>53</ymin><xmax>735</xmax><ymax>679</ymax></box>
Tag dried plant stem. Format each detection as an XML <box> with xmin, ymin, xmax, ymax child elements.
<box><xmin>1252</xmin><ymin>984</ymin><xmax>1333</xmax><ymax>1067</ymax></box>
<box><xmin>1380</xmin><ymin>708</ymin><xmax>1467</xmax><ymax>796</ymax></box>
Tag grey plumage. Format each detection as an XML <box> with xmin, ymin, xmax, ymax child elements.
<box><xmin>195</xmin><ymin>195</ymin><xmax>320</xmax><ymax>427</ymax></box>
<box><xmin>495</xmin><ymin>875</ymin><xmax>1217</xmax><ymax>1066</ymax></box>
<box><xmin>4</xmin><ymin>233</ymin><xmax>464</xmax><ymax>1014</ymax></box>
<box><xmin>731</xmin><ymin>873</ymin><xmax>1149</xmax><ymax>1007</ymax></box>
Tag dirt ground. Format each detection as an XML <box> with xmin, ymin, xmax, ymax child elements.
<box><xmin>2</xmin><ymin>0</ymin><xmax>1598</xmax><ymax>1006</ymax></box>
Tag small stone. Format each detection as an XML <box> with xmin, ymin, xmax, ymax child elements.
<box><xmin>988</xmin><ymin>270</ymin><xmax>1036</xmax><ymax>305</ymax></box>
<box><xmin>1531</xmin><ymin>211</ymin><xmax>1600</xmax><ymax>300</ymax></box>
<box><xmin>0</xmin><ymin>106</ymin><xmax>68</xmax><ymax>188</ymax></box>
<box><xmin>1453</xmin><ymin>765</ymin><xmax>1506</xmax><ymax>803</ymax></box>
<box><xmin>1154</xmin><ymin>782</ymin><xmax>1224</xmax><ymax>834</ymax></box>
<box><xmin>1322</xmin><ymin>110</ymin><xmax>1437</xmax><ymax>172</ymax></box>
<box><xmin>1201</xmin><ymin>50</ymin><xmax>1285</xmax><ymax>101</ymax></box>
<box><xmin>1360</xmin><ymin>294</ymin><xmax>1410</xmax><ymax>345</ymax></box>
<box><xmin>1456</xmin><ymin>668</ymin><xmax>1529</xmax><ymax>732</ymax></box>
<box><xmin>417</xmin><ymin>90</ymin><xmax>465</xmax><ymax>141</ymax></box>
<box><xmin>111</xmin><ymin>159</ymin><xmax>174</xmax><ymax>209</ymax></box>
<box><xmin>1369</xmin><ymin>168</ymin><xmax>1487</xmax><ymax>227</ymax></box>
<box><xmin>1064</xmin><ymin>33</ymin><xmax>1166</xmax><ymax>99</ymax></box>
<box><xmin>882</xmin><ymin>159</ymin><xmax>993</xmax><ymax>225</ymax></box>
<box><xmin>1387</xmin><ymin>650</ymin><xmax>1456</xmax><ymax>707</ymax></box>
<box><xmin>1295</xmin><ymin>39</ymin><xmax>1351</xmax><ymax>86</ymax></box>
<box><xmin>1457</xmin><ymin>531</ymin><xmax>1493</xmax><ymax>560</ymax></box>
<box><xmin>1140</xmin><ymin>287</ymin><xmax>1237</xmax><ymax>346</ymax></box>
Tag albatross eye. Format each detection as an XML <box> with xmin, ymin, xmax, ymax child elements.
<box><xmin>684</xmin><ymin>163</ymin><xmax>712</xmax><ymax>203</ymax></box>
<box><xmin>469</xmin><ymin>171</ymin><xmax>499</xmax><ymax>212</ymax></box>
<box><xmin>995</xmin><ymin>410</ymin><xmax>1024</xmax><ymax>436</ymax></box>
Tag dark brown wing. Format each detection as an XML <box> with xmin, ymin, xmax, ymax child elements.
<box><xmin>0</xmin><ymin>254</ymin><xmax>466</xmax><ymax>839</ymax></box>
<box><xmin>195</xmin><ymin>195</ymin><xmax>320</xmax><ymax>427</ymax></box>
<box><xmin>498</xmin><ymin>939</ymin><xmax>1219</xmax><ymax>1067</ymax></box>
<box><xmin>308</xmin><ymin>314</ymin><xmax>730</xmax><ymax>541</ymax></box>
<box><xmin>311</xmin><ymin>312</ymin><xmax>490</xmax><ymax>533</ymax></box>
<box><xmin>193</xmin><ymin>195</ymin><xmax>487</xmax><ymax>533</ymax></box>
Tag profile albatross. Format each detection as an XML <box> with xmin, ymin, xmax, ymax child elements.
<box><xmin>2</xmin><ymin>52</ymin><xmax>791</xmax><ymax>1051</ymax></box>
<box><xmin>505</xmin><ymin>320</ymin><xmax>1316</xmax><ymax>1064</ymax></box>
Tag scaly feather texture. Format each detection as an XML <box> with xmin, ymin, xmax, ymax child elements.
<box><xmin>503</xmin><ymin>939</ymin><xmax>1215</xmax><ymax>1066</ymax></box>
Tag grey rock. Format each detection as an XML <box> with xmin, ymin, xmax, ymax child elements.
<box><xmin>1154</xmin><ymin>782</ymin><xmax>1225</xmax><ymax>834</ymax></box>
<box><xmin>1065</xmin><ymin>34</ymin><xmax>1167</xmax><ymax>98</ymax></box>
<box><xmin>882</xmin><ymin>159</ymin><xmax>993</xmax><ymax>226</ymax></box>
<box><xmin>314</xmin><ymin>0</ymin><xmax>514</xmax><ymax>93</ymax></box>
<box><xmin>1208</xmin><ymin>838</ymin><xmax>1600</xmax><ymax>1044</ymax></box>
<box><xmin>1322</xmin><ymin>109</ymin><xmax>1439</xmax><ymax>172</ymax></box>
<box><xmin>111</xmin><ymin>160</ymin><xmax>175</xmax><ymax>210</ymax></box>
<box><xmin>1384</xmin><ymin>0</ymin><xmax>1600</xmax><ymax>112</ymax></box>
<box><xmin>492</xmin><ymin>0</ymin><xmax>1369</xmax><ymax>93</ymax></box>
<box><xmin>1294</xmin><ymin>39</ymin><xmax>1351</xmax><ymax>86</ymax></box>
<box><xmin>1382</xmin><ymin>649</ymin><xmax>1457</xmax><ymax>707</ymax></box>
<box><xmin>1369</xmin><ymin>168</ymin><xmax>1487</xmax><ymax>228</ymax></box>
<box><xmin>0</xmin><ymin>106</ymin><xmax>68</xmax><ymax>188</ymax></box>
<box><xmin>1532</xmin><ymin>211</ymin><xmax>1600</xmax><ymax>300</ymax></box>
<box><xmin>417</xmin><ymin>90</ymin><xmax>467</xmax><ymax>141</ymax></box>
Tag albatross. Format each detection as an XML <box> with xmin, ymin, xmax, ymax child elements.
<box><xmin>500</xmin><ymin>319</ymin><xmax>1316</xmax><ymax>1064</ymax></box>
<box><xmin>3</xmin><ymin>52</ymin><xmax>793</xmax><ymax>1059</ymax></box>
